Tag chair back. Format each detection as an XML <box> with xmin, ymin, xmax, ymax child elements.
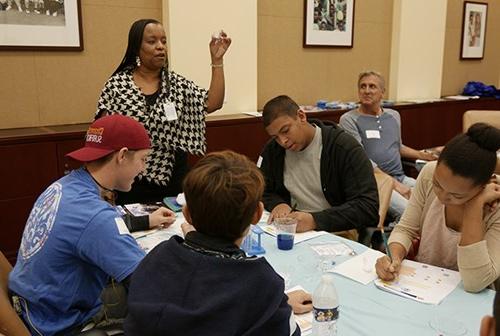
<box><xmin>358</xmin><ymin>170</ymin><xmax>394</xmax><ymax>247</ymax></box>
<box><xmin>0</xmin><ymin>251</ymin><xmax>30</xmax><ymax>336</ymax></box>
<box><xmin>463</xmin><ymin>110</ymin><xmax>500</xmax><ymax>132</ymax></box>
<box><xmin>374</xmin><ymin>170</ymin><xmax>394</xmax><ymax>229</ymax></box>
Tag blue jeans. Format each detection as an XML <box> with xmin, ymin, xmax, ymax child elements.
<box><xmin>387</xmin><ymin>175</ymin><xmax>416</xmax><ymax>224</ymax></box>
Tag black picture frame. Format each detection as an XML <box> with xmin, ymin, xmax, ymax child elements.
<box><xmin>460</xmin><ymin>1</ymin><xmax>487</xmax><ymax>60</ymax></box>
<box><xmin>0</xmin><ymin>0</ymin><xmax>83</xmax><ymax>51</ymax></box>
<box><xmin>303</xmin><ymin>0</ymin><xmax>355</xmax><ymax>48</ymax></box>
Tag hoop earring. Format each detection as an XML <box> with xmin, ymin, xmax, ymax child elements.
<box><xmin>136</xmin><ymin>56</ymin><xmax>141</xmax><ymax>67</ymax></box>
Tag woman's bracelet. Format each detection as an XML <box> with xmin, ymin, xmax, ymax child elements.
<box><xmin>211</xmin><ymin>63</ymin><xmax>224</xmax><ymax>68</ymax></box>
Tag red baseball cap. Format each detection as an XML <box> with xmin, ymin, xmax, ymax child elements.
<box><xmin>66</xmin><ymin>114</ymin><xmax>151</xmax><ymax>162</ymax></box>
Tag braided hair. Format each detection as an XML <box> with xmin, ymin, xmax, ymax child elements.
<box><xmin>439</xmin><ymin>123</ymin><xmax>500</xmax><ymax>186</ymax></box>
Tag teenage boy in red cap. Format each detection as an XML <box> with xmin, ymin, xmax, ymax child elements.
<box><xmin>8</xmin><ymin>114</ymin><xmax>174</xmax><ymax>335</ymax></box>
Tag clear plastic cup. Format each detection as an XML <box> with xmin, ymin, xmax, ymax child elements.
<box><xmin>274</xmin><ymin>217</ymin><xmax>297</xmax><ymax>250</ymax></box>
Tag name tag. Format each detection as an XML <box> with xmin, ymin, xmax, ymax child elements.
<box><xmin>256</xmin><ymin>156</ymin><xmax>263</xmax><ymax>168</ymax></box>
<box><xmin>163</xmin><ymin>102</ymin><xmax>178</xmax><ymax>121</ymax></box>
<box><xmin>366</xmin><ymin>130</ymin><xmax>381</xmax><ymax>139</ymax></box>
<box><xmin>115</xmin><ymin>217</ymin><xmax>130</xmax><ymax>235</ymax></box>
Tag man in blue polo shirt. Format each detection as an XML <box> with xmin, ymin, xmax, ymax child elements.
<box><xmin>9</xmin><ymin>115</ymin><xmax>153</xmax><ymax>335</ymax></box>
<box><xmin>339</xmin><ymin>71</ymin><xmax>437</xmax><ymax>223</ymax></box>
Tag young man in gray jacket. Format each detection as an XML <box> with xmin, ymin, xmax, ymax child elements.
<box><xmin>259</xmin><ymin>95</ymin><xmax>379</xmax><ymax>238</ymax></box>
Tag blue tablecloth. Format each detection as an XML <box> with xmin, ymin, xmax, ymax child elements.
<box><xmin>262</xmin><ymin>232</ymin><xmax>494</xmax><ymax>336</ymax></box>
<box><xmin>135</xmin><ymin>213</ymin><xmax>494</xmax><ymax>336</ymax></box>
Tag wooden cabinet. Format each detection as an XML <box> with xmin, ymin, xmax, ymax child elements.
<box><xmin>396</xmin><ymin>98</ymin><xmax>500</xmax><ymax>149</ymax></box>
<box><xmin>56</xmin><ymin>140</ymin><xmax>85</xmax><ymax>176</ymax></box>
<box><xmin>200</xmin><ymin>98</ymin><xmax>500</xmax><ymax>163</ymax></box>
<box><xmin>0</xmin><ymin>142</ymin><xmax>60</xmax><ymax>263</ymax></box>
<box><xmin>0</xmin><ymin>127</ymin><xmax>85</xmax><ymax>264</ymax></box>
<box><xmin>1</xmin><ymin>98</ymin><xmax>499</xmax><ymax>264</ymax></box>
<box><xmin>196</xmin><ymin>115</ymin><xmax>271</xmax><ymax>164</ymax></box>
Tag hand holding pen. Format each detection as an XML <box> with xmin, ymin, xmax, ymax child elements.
<box><xmin>285</xmin><ymin>203</ymin><xmax>318</xmax><ymax>233</ymax></box>
<box><xmin>267</xmin><ymin>203</ymin><xmax>296</xmax><ymax>224</ymax></box>
<box><xmin>375</xmin><ymin>238</ymin><xmax>405</xmax><ymax>281</ymax></box>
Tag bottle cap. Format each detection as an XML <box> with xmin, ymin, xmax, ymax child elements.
<box><xmin>320</xmin><ymin>273</ymin><xmax>335</xmax><ymax>283</ymax></box>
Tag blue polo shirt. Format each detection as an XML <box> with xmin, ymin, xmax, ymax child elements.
<box><xmin>9</xmin><ymin>168</ymin><xmax>145</xmax><ymax>336</ymax></box>
<box><xmin>339</xmin><ymin>108</ymin><xmax>405</xmax><ymax>181</ymax></box>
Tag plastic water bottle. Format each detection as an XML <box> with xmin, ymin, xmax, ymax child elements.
<box><xmin>312</xmin><ymin>273</ymin><xmax>339</xmax><ymax>335</ymax></box>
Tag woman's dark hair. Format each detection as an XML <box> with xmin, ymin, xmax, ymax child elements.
<box><xmin>438</xmin><ymin>122</ymin><xmax>500</xmax><ymax>186</ymax></box>
<box><xmin>113</xmin><ymin>19</ymin><xmax>161</xmax><ymax>75</ymax></box>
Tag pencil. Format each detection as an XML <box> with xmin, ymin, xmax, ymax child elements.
<box><xmin>381</xmin><ymin>228</ymin><xmax>392</xmax><ymax>260</ymax></box>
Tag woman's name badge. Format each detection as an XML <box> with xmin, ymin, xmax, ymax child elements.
<box><xmin>163</xmin><ymin>102</ymin><xmax>178</xmax><ymax>121</ymax></box>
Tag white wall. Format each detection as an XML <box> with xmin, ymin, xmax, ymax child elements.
<box><xmin>389</xmin><ymin>0</ymin><xmax>448</xmax><ymax>101</ymax></box>
<box><xmin>163</xmin><ymin>0</ymin><xmax>257</xmax><ymax>115</ymax></box>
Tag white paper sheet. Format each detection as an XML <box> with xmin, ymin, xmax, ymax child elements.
<box><xmin>134</xmin><ymin>217</ymin><xmax>184</xmax><ymax>253</ymax></box>
<box><xmin>286</xmin><ymin>285</ymin><xmax>312</xmax><ymax>335</ymax></box>
<box><xmin>294</xmin><ymin>312</ymin><xmax>313</xmax><ymax>336</ymax></box>
<box><xmin>309</xmin><ymin>241</ymin><xmax>356</xmax><ymax>257</ymax></box>
<box><xmin>258</xmin><ymin>211</ymin><xmax>270</xmax><ymax>224</ymax></box>
<box><xmin>444</xmin><ymin>95</ymin><xmax>480</xmax><ymax>100</ymax></box>
<box><xmin>332</xmin><ymin>249</ymin><xmax>385</xmax><ymax>285</ymax></box>
<box><xmin>124</xmin><ymin>203</ymin><xmax>161</xmax><ymax>216</ymax></box>
<box><xmin>261</xmin><ymin>224</ymin><xmax>328</xmax><ymax>244</ymax></box>
<box><xmin>242</xmin><ymin>111</ymin><xmax>262</xmax><ymax>117</ymax></box>
<box><xmin>374</xmin><ymin>259</ymin><xmax>461</xmax><ymax>305</ymax></box>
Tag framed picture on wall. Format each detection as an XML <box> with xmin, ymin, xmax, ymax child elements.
<box><xmin>0</xmin><ymin>0</ymin><xmax>83</xmax><ymax>51</ymax></box>
<box><xmin>460</xmin><ymin>1</ymin><xmax>487</xmax><ymax>59</ymax></box>
<box><xmin>303</xmin><ymin>0</ymin><xmax>355</xmax><ymax>48</ymax></box>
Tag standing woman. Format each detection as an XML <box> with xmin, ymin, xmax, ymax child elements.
<box><xmin>96</xmin><ymin>19</ymin><xmax>231</xmax><ymax>204</ymax></box>
<box><xmin>376</xmin><ymin>123</ymin><xmax>500</xmax><ymax>293</ymax></box>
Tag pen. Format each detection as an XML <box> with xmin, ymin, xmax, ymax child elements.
<box><xmin>399</xmin><ymin>289</ymin><xmax>424</xmax><ymax>301</ymax></box>
<box><xmin>133</xmin><ymin>228</ymin><xmax>160</xmax><ymax>240</ymax></box>
<box><xmin>400</xmin><ymin>290</ymin><xmax>417</xmax><ymax>299</ymax></box>
<box><xmin>134</xmin><ymin>233</ymin><xmax>151</xmax><ymax>240</ymax></box>
<box><xmin>381</xmin><ymin>228</ymin><xmax>392</xmax><ymax>260</ymax></box>
<box><xmin>381</xmin><ymin>283</ymin><xmax>424</xmax><ymax>301</ymax></box>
